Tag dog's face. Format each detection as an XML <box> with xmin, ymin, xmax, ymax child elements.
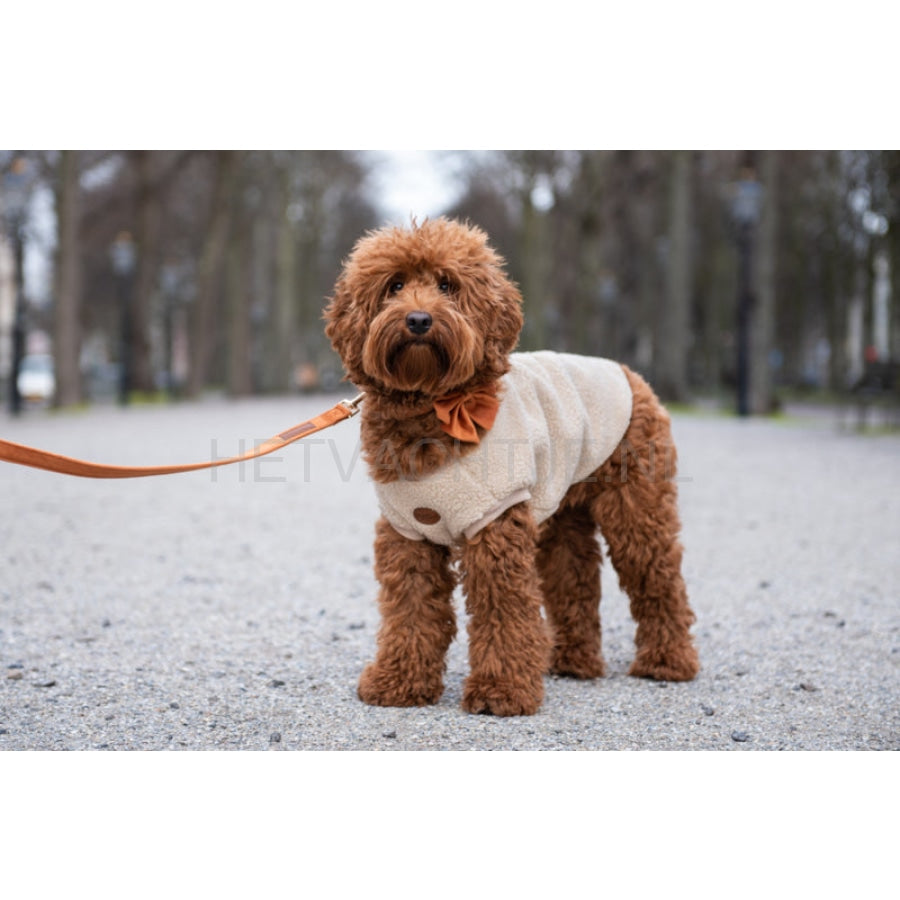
<box><xmin>325</xmin><ymin>219</ymin><xmax>523</xmax><ymax>396</ymax></box>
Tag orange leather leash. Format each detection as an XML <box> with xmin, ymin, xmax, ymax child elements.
<box><xmin>0</xmin><ymin>394</ymin><xmax>364</xmax><ymax>479</ymax></box>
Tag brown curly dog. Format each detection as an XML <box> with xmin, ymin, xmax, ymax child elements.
<box><xmin>325</xmin><ymin>218</ymin><xmax>698</xmax><ymax>716</ymax></box>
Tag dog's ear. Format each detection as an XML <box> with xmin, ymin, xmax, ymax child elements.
<box><xmin>323</xmin><ymin>271</ymin><xmax>373</xmax><ymax>385</ymax></box>
<box><xmin>453</xmin><ymin>251</ymin><xmax>524</xmax><ymax>356</ymax></box>
<box><xmin>489</xmin><ymin>270</ymin><xmax>524</xmax><ymax>354</ymax></box>
<box><xmin>444</xmin><ymin>221</ymin><xmax>524</xmax><ymax>355</ymax></box>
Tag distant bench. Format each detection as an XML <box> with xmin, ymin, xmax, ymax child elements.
<box><xmin>844</xmin><ymin>360</ymin><xmax>900</xmax><ymax>430</ymax></box>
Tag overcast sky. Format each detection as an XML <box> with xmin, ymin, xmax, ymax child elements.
<box><xmin>371</xmin><ymin>151</ymin><xmax>463</xmax><ymax>224</ymax></box>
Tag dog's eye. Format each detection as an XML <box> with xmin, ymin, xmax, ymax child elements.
<box><xmin>438</xmin><ymin>278</ymin><xmax>452</xmax><ymax>294</ymax></box>
<box><xmin>388</xmin><ymin>279</ymin><xmax>404</xmax><ymax>295</ymax></box>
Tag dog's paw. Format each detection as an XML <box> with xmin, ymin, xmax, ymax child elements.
<box><xmin>461</xmin><ymin>675</ymin><xmax>544</xmax><ymax>716</ymax></box>
<box><xmin>357</xmin><ymin>663</ymin><xmax>443</xmax><ymax>707</ymax></box>
<box><xmin>628</xmin><ymin>643</ymin><xmax>699</xmax><ymax>682</ymax></box>
<box><xmin>550</xmin><ymin>646</ymin><xmax>606</xmax><ymax>679</ymax></box>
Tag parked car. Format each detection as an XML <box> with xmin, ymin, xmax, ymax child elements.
<box><xmin>17</xmin><ymin>354</ymin><xmax>56</xmax><ymax>404</ymax></box>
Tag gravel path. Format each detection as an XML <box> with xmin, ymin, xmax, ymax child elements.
<box><xmin>1</xmin><ymin>395</ymin><xmax>897</xmax><ymax>750</ymax></box>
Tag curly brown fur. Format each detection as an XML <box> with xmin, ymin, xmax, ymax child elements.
<box><xmin>458</xmin><ymin>503</ymin><xmax>552</xmax><ymax>716</ymax></box>
<box><xmin>537</xmin><ymin>505</ymin><xmax>607</xmax><ymax>679</ymax></box>
<box><xmin>555</xmin><ymin>367</ymin><xmax>700</xmax><ymax>682</ymax></box>
<box><xmin>325</xmin><ymin>219</ymin><xmax>522</xmax><ymax>482</ymax></box>
<box><xmin>324</xmin><ymin>218</ymin><xmax>698</xmax><ymax>716</ymax></box>
<box><xmin>359</xmin><ymin>517</ymin><xmax>457</xmax><ymax>706</ymax></box>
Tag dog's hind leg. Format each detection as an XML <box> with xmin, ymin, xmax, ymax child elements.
<box><xmin>589</xmin><ymin>369</ymin><xmax>699</xmax><ymax>682</ymax></box>
<box><xmin>460</xmin><ymin>503</ymin><xmax>552</xmax><ymax>716</ymax></box>
<box><xmin>357</xmin><ymin>517</ymin><xmax>457</xmax><ymax>707</ymax></box>
<box><xmin>536</xmin><ymin>505</ymin><xmax>606</xmax><ymax>678</ymax></box>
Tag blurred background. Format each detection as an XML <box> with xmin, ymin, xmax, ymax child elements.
<box><xmin>1</xmin><ymin>150</ymin><xmax>897</xmax><ymax>418</ymax></box>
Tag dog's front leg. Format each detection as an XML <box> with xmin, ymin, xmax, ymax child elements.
<box><xmin>358</xmin><ymin>517</ymin><xmax>457</xmax><ymax>707</ymax></box>
<box><xmin>460</xmin><ymin>503</ymin><xmax>552</xmax><ymax>716</ymax></box>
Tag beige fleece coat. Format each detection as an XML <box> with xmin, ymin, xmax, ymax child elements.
<box><xmin>375</xmin><ymin>351</ymin><xmax>633</xmax><ymax>545</ymax></box>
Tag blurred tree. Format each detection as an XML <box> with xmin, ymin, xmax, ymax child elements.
<box><xmin>11</xmin><ymin>148</ymin><xmax>890</xmax><ymax>412</ymax></box>
<box><xmin>129</xmin><ymin>150</ymin><xmax>194</xmax><ymax>393</ymax></box>
<box><xmin>53</xmin><ymin>150</ymin><xmax>83</xmax><ymax>407</ymax></box>
<box><xmin>560</xmin><ymin>151</ymin><xmax>607</xmax><ymax>356</ymax></box>
<box><xmin>508</xmin><ymin>151</ymin><xmax>555</xmax><ymax>351</ymax></box>
<box><xmin>884</xmin><ymin>150</ymin><xmax>900</xmax><ymax>361</ymax></box>
<box><xmin>441</xmin><ymin>150</ymin><xmax>894</xmax><ymax>407</ymax></box>
<box><xmin>187</xmin><ymin>151</ymin><xmax>240</xmax><ymax>397</ymax></box>
<box><xmin>657</xmin><ymin>150</ymin><xmax>692</xmax><ymax>403</ymax></box>
<box><xmin>691</xmin><ymin>151</ymin><xmax>738</xmax><ymax>392</ymax></box>
<box><xmin>272</xmin><ymin>155</ymin><xmax>297</xmax><ymax>392</ymax></box>
<box><xmin>226</xmin><ymin>202</ymin><xmax>253</xmax><ymax>397</ymax></box>
<box><xmin>751</xmin><ymin>150</ymin><xmax>777</xmax><ymax>413</ymax></box>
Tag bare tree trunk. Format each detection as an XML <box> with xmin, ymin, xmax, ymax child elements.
<box><xmin>890</xmin><ymin>228</ymin><xmax>900</xmax><ymax>365</ymax></box>
<box><xmin>884</xmin><ymin>151</ymin><xmax>900</xmax><ymax>363</ymax></box>
<box><xmin>226</xmin><ymin>221</ymin><xmax>252</xmax><ymax>396</ymax></box>
<box><xmin>53</xmin><ymin>150</ymin><xmax>82</xmax><ymax>407</ymax></box>
<box><xmin>187</xmin><ymin>152</ymin><xmax>238</xmax><ymax>396</ymax></box>
<box><xmin>611</xmin><ymin>151</ymin><xmax>660</xmax><ymax>374</ymax></box>
<box><xmin>823</xmin><ymin>153</ymin><xmax>851</xmax><ymax>392</ymax></box>
<box><xmin>131</xmin><ymin>151</ymin><xmax>164</xmax><ymax>394</ymax></box>
<box><xmin>751</xmin><ymin>151</ymin><xmax>778</xmax><ymax>413</ymax></box>
<box><xmin>252</xmin><ymin>210</ymin><xmax>276</xmax><ymax>391</ymax></box>
<box><xmin>297</xmin><ymin>183</ymin><xmax>323</xmax><ymax>365</ymax></box>
<box><xmin>657</xmin><ymin>151</ymin><xmax>691</xmax><ymax>402</ymax></box>
<box><xmin>569</xmin><ymin>152</ymin><xmax>608</xmax><ymax>356</ymax></box>
<box><xmin>273</xmin><ymin>169</ymin><xmax>297</xmax><ymax>391</ymax></box>
<box><xmin>519</xmin><ymin>189</ymin><xmax>547</xmax><ymax>351</ymax></box>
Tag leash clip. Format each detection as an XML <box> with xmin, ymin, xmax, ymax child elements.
<box><xmin>340</xmin><ymin>392</ymin><xmax>365</xmax><ymax>417</ymax></box>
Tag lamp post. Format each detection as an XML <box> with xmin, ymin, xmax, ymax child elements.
<box><xmin>110</xmin><ymin>231</ymin><xmax>137</xmax><ymax>406</ymax></box>
<box><xmin>2</xmin><ymin>157</ymin><xmax>31</xmax><ymax>416</ymax></box>
<box><xmin>731</xmin><ymin>167</ymin><xmax>762</xmax><ymax>417</ymax></box>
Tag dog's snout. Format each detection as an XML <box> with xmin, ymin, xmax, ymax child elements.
<box><xmin>405</xmin><ymin>311</ymin><xmax>433</xmax><ymax>335</ymax></box>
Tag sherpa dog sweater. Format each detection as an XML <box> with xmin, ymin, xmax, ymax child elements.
<box><xmin>375</xmin><ymin>351</ymin><xmax>633</xmax><ymax>546</ymax></box>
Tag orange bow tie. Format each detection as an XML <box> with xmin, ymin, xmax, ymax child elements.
<box><xmin>434</xmin><ymin>385</ymin><xmax>500</xmax><ymax>443</ymax></box>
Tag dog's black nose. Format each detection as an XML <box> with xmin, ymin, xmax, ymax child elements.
<box><xmin>406</xmin><ymin>311</ymin><xmax>432</xmax><ymax>335</ymax></box>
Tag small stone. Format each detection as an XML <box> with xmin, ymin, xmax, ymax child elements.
<box><xmin>701</xmin><ymin>705</ymin><xmax>715</xmax><ymax>716</ymax></box>
<box><xmin>7</xmin><ymin>663</ymin><xmax>24</xmax><ymax>669</ymax></box>
<box><xmin>101</xmin><ymin>618</ymin><xmax>112</xmax><ymax>628</ymax></box>
<box><xmin>759</xmin><ymin>580</ymin><xmax>770</xmax><ymax>589</ymax></box>
<box><xmin>656</xmin><ymin>681</ymin><xmax>669</xmax><ymax>688</ymax></box>
<box><xmin>269</xmin><ymin>732</ymin><xmax>282</xmax><ymax>743</ymax></box>
<box><xmin>269</xmin><ymin>679</ymin><xmax>285</xmax><ymax>688</ymax></box>
<box><xmin>169</xmin><ymin>702</ymin><xmax>180</xmax><ymax>709</ymax></box>
<box><xmin>798</xmin><ymin>683</ymin><xmax>818</xmax><ymax>692</ymax></box>
<box><xmin>731</xmin><ymin>731</ymin><xmax>751</xmax><ymax>743</ymax></box>
<box><xmin>383</xmin><ymin>731</ymin><xmax>397</xmax><ymax>739</ymax></box>
<box><xmin>35</xmin><ymin>680</ymin><xmax>57</xmax><ymax>688</ymax></box>
<box><xmin>7</xmin><ymin>671</ymin><xmax>23</xmax><ymax>681</ymax></box>
<box><xmin>0</xmin><ymin>728</ymin><xmax>8</xmax><ymax>734</ymax></box>
<box><xmin>347</xmin><ymin>622</ymin><xmax>365</xmax><ymax>631</ymax></box>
